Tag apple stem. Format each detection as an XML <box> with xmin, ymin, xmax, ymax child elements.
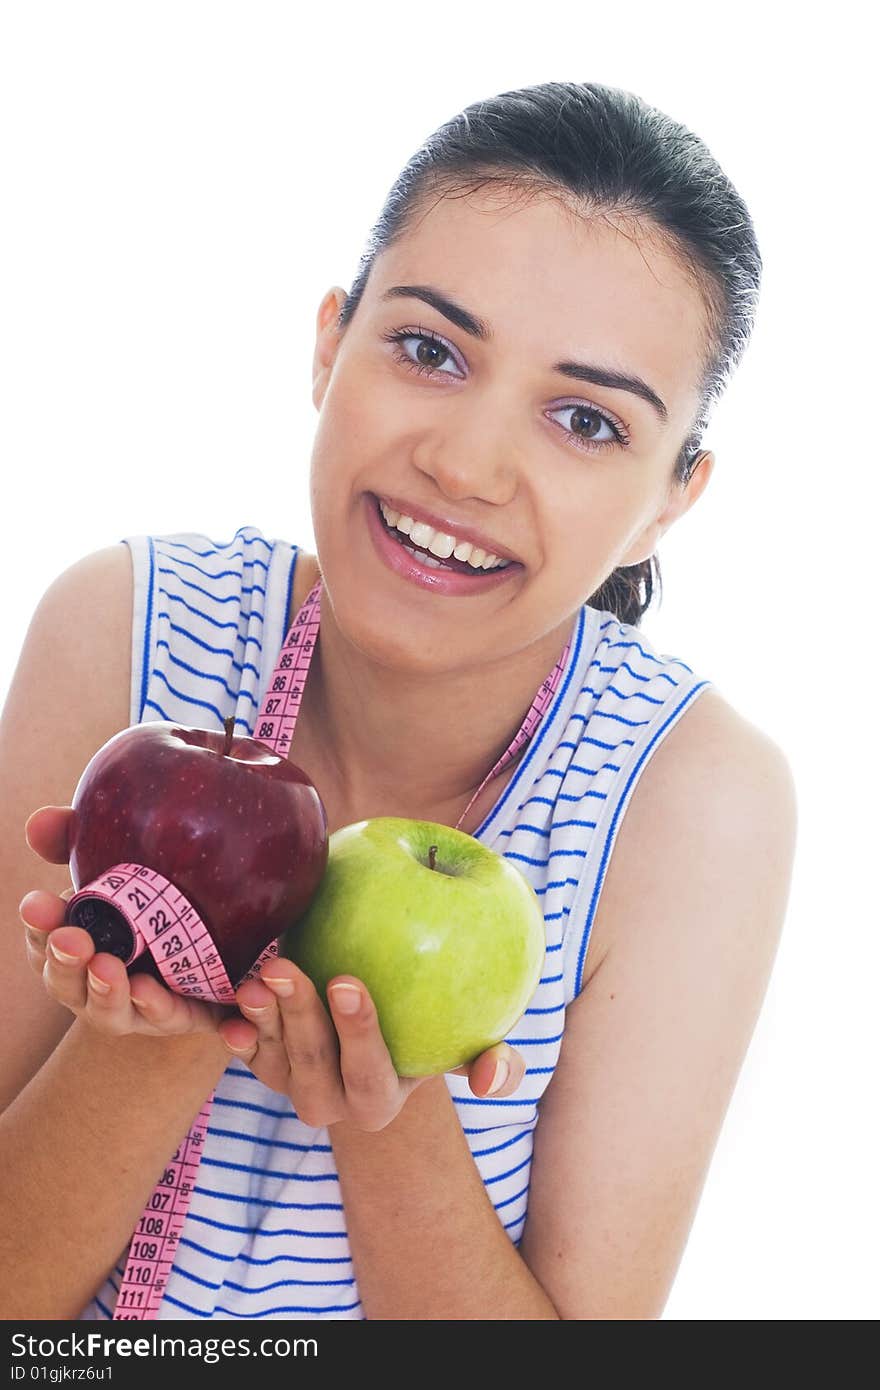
<box><xmin>428</xmin><ymin>844</ymin><xmax>437</xmax><ymax>871</ymax></box>
<box><xmin>223</xmin><ymin>715</ymin><xmax>235</xmax><ymax>757</ymax></box>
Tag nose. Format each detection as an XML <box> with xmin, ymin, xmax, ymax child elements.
<box><xmin>411</xmin><ymin>400</ymin><xmax>520</xmax><ymax>507</ymax></box>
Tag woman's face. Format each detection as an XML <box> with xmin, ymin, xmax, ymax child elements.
<box><xmin>308</xmin><ymin>187</ymin><xmax>713</xmax><ymax>674</ymax></box>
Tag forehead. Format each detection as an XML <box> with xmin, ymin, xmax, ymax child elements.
<box><xmin>368</xmin><ymin>186</ymin><xmax>711</xmax><ymax>424</ymax></box>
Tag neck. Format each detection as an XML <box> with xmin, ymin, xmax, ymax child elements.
<box><xmin>297</xmin><ymin>593</ymin><xmax>574</xmax><ymax>822</ymax></box>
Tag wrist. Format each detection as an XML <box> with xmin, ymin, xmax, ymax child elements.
<box><xmin>69</xmin><ymin>1014</ymin><xmax>232</xmax><ymax>1084</ymax></box>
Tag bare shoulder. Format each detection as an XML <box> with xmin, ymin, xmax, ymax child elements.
<box><xmin>0</xmin><ymin>543</ymin><xmax>134</xmax><ymax>1107</ymax></box>
<box><xmin>583</xmin><ymin>685</ymin><xmax>798</xmax><ymax>980</ymax></box>
<box><xmin>519</xmin><ymin>685</ymin><xmax>799</xmax><ymax>1316</ymax></box>
<box><xmin>1</xmin><ymin>540</ymin><xmax>134</xmax><ymax>892</ymax></box>
<box><xmin>637</xmin><ymin>685</ymin><xmax>797</xmax><ymax>816</ymax></box>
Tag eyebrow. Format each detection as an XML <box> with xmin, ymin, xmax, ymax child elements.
<box><xmin>381</xmin><ymin>283</ymin><xmax>669</xmax><ymax>424</ymax></box>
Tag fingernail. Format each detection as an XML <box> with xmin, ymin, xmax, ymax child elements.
<box><xmin>329</xmin><ymin>983</ymin><xmax>361</xmax><ymax>1015</ymax></box>
<box><xmin>487</xmin><ymin>1058</ymin><xmax>510</xmax><ymax>1095</ymax></box>
<box><xmin>49</xmin><ymin>941</ymin><xmax>80</xmax><ymax>966</ymax></box>
<box><xmin>130</xmin><ymin>995</ymin><xmax>150</xmax><ymax>1011</ymax></box>
<box><xmin>87</xmin><ymin>970</ymin><xmax>110</xmax><ymax>995</ymax></box>
<box><xmin>241</xmin><ymin>1003</ymin><xmax>270</xmax><ymax>1015</ymax></box>
<box><xmin>262</xmin><ymin>976</ymin><xmax>294</xmax><ymax>999</ymax></box>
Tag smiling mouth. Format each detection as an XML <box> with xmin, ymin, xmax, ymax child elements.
<box><xmin>371</xmin><ymin>496</ymin><xmax>513</xmax><ymax>576</ymax></box>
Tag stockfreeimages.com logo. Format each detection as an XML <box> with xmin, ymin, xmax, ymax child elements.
<box><xmin>11</xmin><ymin>1333</ymin><xmax>317</xmax><ymax>1366</ymax></box>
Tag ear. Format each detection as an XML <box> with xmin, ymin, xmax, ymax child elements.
<box><xmin>312</xmin><ymin>287</ymin><xmax>349</xmax><ymax>409</ymax></box>
<box><xmin>617</xmin><ymin>451</ymin><xmax>715</xmax><ymax>568</ymax></box>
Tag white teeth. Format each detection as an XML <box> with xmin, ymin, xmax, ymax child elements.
<box><xmin>401</xmin><ymin>543</ymin><xmax>445</xmax><ymax>568</ymax></box>
<box><xmin>378</xmin><ymin>499</ymin><xmax>510</xmax><ymax>570</ymax></box>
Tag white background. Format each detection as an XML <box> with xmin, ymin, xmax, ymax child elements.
<box><xmin>1</xmin><ymin>2</ymin><xmax>876</xmax><ymax>1320</ymax></box>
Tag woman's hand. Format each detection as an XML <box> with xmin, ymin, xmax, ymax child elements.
<box><xmin>218</xmin><ymin>957</ymin><xmax>528</xmax><ymax>1132</ymax></box>
<box><xmin>20</xmin><ymin>805</ymin><xmax>229</xmax><ymax>1037</ymax></box>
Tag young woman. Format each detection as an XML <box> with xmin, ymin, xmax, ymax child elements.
<box><xmin>0</xmin><ymin>80</ymin><xmax>797</xmax><ymax>1320</ymax></box>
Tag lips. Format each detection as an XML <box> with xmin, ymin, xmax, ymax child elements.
<box><xmin>365</xmin><ymin>492</ymin><xmax>522</xmax><ymax>597</ymax></box>
<box><xmin>374</xmin><ymin>501</ymin><xmax>500</xmax><ymax>576</ymax></box>
<box><xmin>374</xmin><ymin>493</ymin><xmax>521</xmax><ymax>567</ymax></box>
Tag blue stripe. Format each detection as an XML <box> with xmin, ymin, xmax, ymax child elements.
<box><xmin>484</xmin><ymin>1153</ymin><xmax>532</xmax><ymax>1185</ymax></box>
<box><xmin>224</xmin><ymin>1274</ymin><xmax>355</xmax><ymax>1293</ymax></box>
<box><xmin>133</xmin><ymin>536</ymin><xmax>156</xmax><ymax>722</ymax></box>
<box><xmin>470</xmin><ymin>1130</ymin><xmax>531</xmax><ymax>1158</ymax></box>
<box><xmin>161</xmin><ymin>1291</ymin><xmax>361</xmax><ymax>1317</ymax></box>
<box><xmin>165</xmin><ymin>590</ymin><xmax>264</xmax><ymax>633</ymax></box>
<box><xmin>172</xmin><ymin>1262</ymin><xmax>356</xmax><ymax>1297</ymax></box>
<box><xmin>506</xmin><ymin>1031</ymin><xmax>563</xmax><ymax>1046</ymax></box>
<box><xmin>187</xmin><ymin>1212</ymin><xmax>349</xmax><ymax>1238</ymax></box>
<box><xmin>157</xmin><ymin>611</ymin><xmax>263</xmax><ymax>652</ymax></box>
<box><xmin>158</xmin><ymin>565</ymin><xmax>267</xmax><ymax>604</ymax></box>
<box><xmin>162</xmin><ymin>530</ymin><xmax>273</xmax><ymax>557</ymax></box>
<box><xmin>161</xmin><ymin>1284</ymin><xmax>361</xmax><ymax>1317</ymax></box>
<box><xmin>149</xmin><ymin>669</ymin><xmax>227</xmax><ymax>723</ymax></box>
<box><xmin>94</xmin><ymin>1295</ymin><xmax>113</xmax><ymax>1319</ymax></box>
<box><xmin>574</xmin><ymin>679</ymin><xmax>712</xmax><ymax>996</ymax></box>
<box><xmin>567</xmin><ymin>758</ymin><xmax>626</xmax><ymax>776</ymax></box>
<box><xmin>506</xmin><ymin>846</ymin><xmax>586</xmax><ymax>868</ymax></box>
<box><xmin>453</xmin><ymin>1095</ymin><xmax>539</xmax><ymax>1108</ymax></box>
<box><xmin>162</xmin><ymin>554</ymin><xmax>269</xmax><ymax>583</ymax></box>
<box><xmin>174</xmin><ymin>1263</ymin><xmax>355</xmax><ymax>1293</ymax></box>
<box><xmin>197</xmin><ymin>1169</ymin><xmax>342</xmax><ymax>1197</ymax></box>
<box><xmin>582</xmin><ymin>682</ymin><xmax>664</xmax><ymax>706</ymax></box>
<box><xmin>606</xmin><ymin>637</ymin><xmax>692</xmax><ymax>673</ymax></box>
<box><xmin>525</xmin><ymin>1002</ymin><xmax>564</xmax><ymax>1015</ymax></box>
<box><xmin>211</xmin><ymin>1094</ymin><xmax>329</xmax><ymax>1134</ymax></box>
<box><xmin>157</xmin><ymin>634</ymin><xmax>261</xmax><ymax>683</ymax></box>
<box><xmin>207</xmin><ymin>1125</ymin><xmax>325</xmax><ymax>1154</ymax></box>
<box><xmin>535</xmin><ymin>877</ymin><xmax>580</xmax><ymax>894</ymax></box>
<box><xmin>154</xmin><ymin>646</ymin><xmax>260</xmax><ymax>707</ymax></box>
<box><xmin>160</xmin><ymin>621</ymin><xmax>261</xmax><ymax>670</ymax></box>
<box><xmin>284</xmin><ymin>547</ymin><xmax>298</xmax><ymax>653</ymax></box>
<box><xmin>495</xmin><ymin>1182</ymin><xmax>531</xmax><ymax>1211</ymax></box>
<box><xmin>178</xmin><ymin>1236</ymin><xmax>351</xmax><ymax>1266</ymax></box>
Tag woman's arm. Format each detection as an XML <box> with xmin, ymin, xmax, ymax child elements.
<box><xmin>519</xmin><ymin>691</ymin><xmax>798</xmax><ymax>1318</ymax></box>
<box><xmin>324</xmin><ymin>692</ymin><xmax>797</xmax><ymax>1319</ymax></box>
<box><xmin>0</xmin><ymin>549</ymin><xmax>229</xmax><ymax>1318</ymax></box>
<box><xmin>328</xmin><ymin>1074</ymin><xmax>560</xmax><ymax>1319</ymax></box>
<box><xmin>0</xmin><ymin>544</ymin><xmax>134</xmax><ymax>1109</ymax></box>
<box><xmin>0</xmin><ymin>1020</ymin><xmax>229</xmax><ymax>1318</ymax></box>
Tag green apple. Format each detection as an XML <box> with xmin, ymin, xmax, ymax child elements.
<box><xmin>279</xmin><ymin>817</ymin><xmax>546</xmax><ymax>1077</ymax></box>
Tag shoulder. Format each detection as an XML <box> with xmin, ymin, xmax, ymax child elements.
<box><xmin>2</xmin><ymin>541</ymin><xmax>133</xmax><ymax>875</ymax></box>
<box><xmin>27</xmin><ymin>544</ymin><xmax>133</xmax><ymax>707</ymax></box>
<box><xmin>583</xmin><ymin>684</ymin><xmax>798</xmax><ymax>981</ymax></box>
<box><xmin>519</xmin><ymin>685</ymin><xmax>798</xmax><ymax>1317</ymax></box>
<box><xmin>632</xmin><ymin>686</ymin><xmax>798</xmax><ymax>843</ymax></box>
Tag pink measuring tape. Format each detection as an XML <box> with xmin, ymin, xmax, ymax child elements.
<box><xmin>65</xmin><ymin>579</ymin><xmax>571</xmax><ymax>1319</ymax></box>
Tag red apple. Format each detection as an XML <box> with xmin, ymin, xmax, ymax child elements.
<box><xmin>65</xmin><ymin>716</ymin><xmax>328</xmax><ymax>985</ymax></box>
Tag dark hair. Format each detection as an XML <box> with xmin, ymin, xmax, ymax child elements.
<box><xmin>337</xmin><ymin>81</ymin><xmax>762</xmax><ymax>625</ymax></box>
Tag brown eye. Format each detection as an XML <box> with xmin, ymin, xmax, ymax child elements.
<box><xmin>568</xmin><ymin>406</ymin><xmax>605</xmax><ymax>440</ymax></box>
<box><xmin>546</xmin><ymin>401</ymin><xmax>630</xmax><ymax>456</ymax></box>
<box><xmin>414</xmin><ymin>338</ymin><xmax>449</xmax><ymax>369</ymax></box>
<box><xmin>382</xmin><ymin>328</ymin><xmax>464</xmax><ymax>379</ymax></box>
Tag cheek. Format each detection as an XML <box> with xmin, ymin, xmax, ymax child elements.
<box><xmin>542</xmin><ymin>487</ymin><xmax>646</xmax><ymax>583</ymax></box>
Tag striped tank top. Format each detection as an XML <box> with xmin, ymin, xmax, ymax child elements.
<box><xmin>80</xmin><ymin>524</ymin><xmax>713</xmax><ymax>1320</ymax></box>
